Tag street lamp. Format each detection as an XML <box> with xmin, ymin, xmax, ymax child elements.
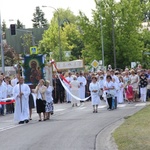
<box><xmin>95</xmin><ymin>0</ymin><xmax>105</xmax><ymax>70</ymax></box>
<box><xmin>42</xmin><ymin>5</ymin><xmax>62</xmax><ymax>61</ymax></box>
<box><xmin>0</xmin><ymin>11</ymin><xmax>5</xmax><ymax>73</ymax></box>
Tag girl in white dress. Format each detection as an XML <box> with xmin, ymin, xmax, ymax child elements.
<box><xmin>89</xmin><ymin>76</ymin><xmax>100</xmax><ymax>113</ymax></box>
<box><xmin>118</xmin><ymin>76</ymin><xmax>124</xmax><ymax>104</ymax></box>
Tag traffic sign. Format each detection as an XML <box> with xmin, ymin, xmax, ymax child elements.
<box><xmin>91</xmin><ymin>60</ymin><xmax>99</xmax><ymax>68</ymax></box>
<box><xmin>30</xmin><ymin>46</ymin><xmax>37</xmax><ymax>54</ymax></box>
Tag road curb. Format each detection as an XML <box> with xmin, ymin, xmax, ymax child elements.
<box><xmin>96</xmin><ymin>118</ymin><xmax>124</xmax><ymax>150</ymax></box>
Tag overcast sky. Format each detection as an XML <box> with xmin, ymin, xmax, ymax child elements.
<box><xmin>1</xmin><ymin>0</ymin><xmax>96</xmax><ymax>28</ymax></box>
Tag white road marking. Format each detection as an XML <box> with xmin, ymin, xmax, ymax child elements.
<box><xmin>78</xmin><ymin>107</ymin><xmax>86</xmax><ymax>110</ymax></box>
<box><xmin>98</xmin><ymin>105</ymin><xmax>107</xmax><ymax>108</ymax></box>
<box><xmin>0</xmin><ymin>124</ymin><xmax>22</xmax><ymax>132</ymax></box>
<box><xmin>135</xmin><ymin>103</ymin><xmax>146</xmax><ymax>107</ymax></box>
<box><xmin>55</xmin><ymin>108</ymin><xmax>66</xmax><ymax>112</ymax></box>
<box><xmin>117</xmin><ymin>104</ymin><xmax>126</xmax><ymax>107</ymax></box>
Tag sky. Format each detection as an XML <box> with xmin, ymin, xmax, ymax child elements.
<box><xmin>1</xmin><ymin>0</ymin><xmax>96</xmax><ymax>28</ymax></box>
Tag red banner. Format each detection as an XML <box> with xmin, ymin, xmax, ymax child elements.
<box><xmin>0</xmin><ymin>100</ymin><xmax>15</xmax><ymax>105</ymax></box>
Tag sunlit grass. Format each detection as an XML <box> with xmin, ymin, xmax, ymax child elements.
<box><xmin>113</xmin><ymin>105</ymin><xmax>150</xmax><ymax>150</ymax></box>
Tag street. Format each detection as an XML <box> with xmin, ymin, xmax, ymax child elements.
<box><xmin>0</xmin><ymin>101</ymin><xmax>147</xmax><ymax>150</ymax></box>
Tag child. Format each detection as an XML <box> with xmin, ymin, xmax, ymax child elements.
<box><xmin>125</xmin><ymin>81</ymin><xmax>133</xmax><ymax>103</ymax></box>
<box><xmin>118</xmin><ymin>76</ymin><xmax>124</xmax><ymax>104</ymax></box>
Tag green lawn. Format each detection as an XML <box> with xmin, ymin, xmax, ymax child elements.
<box><xmin>113</xmin><ymin>105</ymin><xmax>150</xmax><ymax>150</ymax></box>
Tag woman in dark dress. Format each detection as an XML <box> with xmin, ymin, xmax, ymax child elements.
<box><xmin>29</xmin><ymin>92</ymin><xmax>35</xmax><ymax>120</ymax></box>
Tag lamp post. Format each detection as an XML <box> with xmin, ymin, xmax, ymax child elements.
<box><xmin>95</xmin><ymin>0</ymin><xmax>104</xmax><ymax>70</ymax></box>
<box><xmin>0</xmin><ymin>11</ymin><xmax>5</xmax><ymax>73</ymax></box>
<box><xmin>42</xmin><ymin>5</ymin><xmax>62</xmax><ymax>61</ymax></box>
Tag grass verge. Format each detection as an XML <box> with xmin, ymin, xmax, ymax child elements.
<box><xmin>113</xmin><ymin>105</ymin><xmax>150</xmax><ymax>150</ymax></box>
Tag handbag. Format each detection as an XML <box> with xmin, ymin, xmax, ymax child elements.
<box><xmin>106</xmin><ymin>93</ymin><xmax>112</xmax><ymax>98</ymax></box>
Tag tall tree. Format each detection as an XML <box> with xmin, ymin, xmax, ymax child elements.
<box><xmin>32</xmin><ymin>6</ymin><xmax>48</xmax><ymax>28</ymax></box>
<box><xmin>38</xmin><ymin>8</ymin><xmax>81</xmax><ymax>61</ymax></box>
<box><xmin>16</xmin><ymin>19</ymin><xmax>24</xmax><ymax>29</ymax></box>
<box><xmin>2</xmin><ymin>20</ymin><xmax>7</xmax><ymax>39</ymax></box>
<box><xmin>2</xmin><ymin>20</ymin><xmax>6</xmax><ymax>32</ymax></box>
<box><xmin>78</xmin><ymin>0</ymin><xmax>145</xmax><ymax>68</ymax></box>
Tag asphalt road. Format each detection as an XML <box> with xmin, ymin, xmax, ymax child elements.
<box><xmin>0</xmin><ymin>101</ymin><xmax>147</xmax><ymax>150</ymax></box>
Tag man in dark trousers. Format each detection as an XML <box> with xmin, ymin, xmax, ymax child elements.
<box><xmin>53</xmin><ymin>74</ymin><xmax>65</xmax><ymax>103</ymax></box>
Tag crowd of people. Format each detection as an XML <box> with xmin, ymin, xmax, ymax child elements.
<box><xmin>52</xmin><ymin>67</ymin><xmax>150</xmax><ymax>113</ymax></box>
<box><xmin>0</xmin><ymin>74</ymin><xmax>54</xmax><ymax>124</ymax></box>
<box><xmin>0</xmin><ymin>65</ymin><xmax>150</xmax><ymax>124</ymax></box>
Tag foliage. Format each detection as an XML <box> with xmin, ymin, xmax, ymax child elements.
<box><xmin>140</xmin><ymin>29</ymin><xmax>150</xmax><ymax>68</ymax></box>
<box><xmin>0</xmin><ymin>43</ymin><xmax>18</xmax><ymax>66</ymax></box>
<box><xmin>20</xmin><ymin>33</ymin><xmax>33</xmax><ymax>54</ymax></box>
<box><xmin>32</xmin><ymin>6</ymin><xmax>48</xmax><ymax>28</ymax></box>
<box><xmin>16</xmin><ymin>19</ymin><xmax>24</xmax><ymax>29</ymax></box>
<box><xmin>38</xmin><ymin>8</ymin><xmax>83</xmax><ymax>61</ymax></box>
<box><xmin>2</xmin><ymin>20</ymin><xmax>6</xmax><ymax>32</ymax></box>
<box><xmin>37</xmin><ymin>0</ymin><xmax>149</xmax><ymax>69</ymax></box>
<box><xmin>77</xmin><ymin>0</ymin><xmax>148</xmax><ymax>69</ymax></box>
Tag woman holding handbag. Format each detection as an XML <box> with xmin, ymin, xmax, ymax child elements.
<box><xmin>34</xmin><ymin>79</ymin><xmax>47</xmax><ymax>121</ymax></box>
<box><xmin>103</xmin><ymin>75</ymin><xmax>115</xmax><ymax>110</ymax></box>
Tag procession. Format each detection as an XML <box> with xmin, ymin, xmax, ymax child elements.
<box><xmin>0</xmin><ymin>63</ymin><xmax>149</xmax><ymax>125</ymax></box>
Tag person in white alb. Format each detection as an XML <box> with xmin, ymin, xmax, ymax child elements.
<box><xmin>0</xmin><ymin>78</ymin><xmax>7</xmax><ymax>115</ymax></box>
<box><xmin>11</xmin><ymin>74</ymin><xmax>19</xmax><ymax>87</ymax></box>
<box><xmin>77</xmin><ymin>72</ymin><xmax>87</xmax><ymax>105</ymax></box>
<box><xmin>13</xmin><ymin>77</ymin><xmax>30</xmax><ymax>124</ymax></box>
<box><xmin>70</xmin><ymin>75</ymin><xmax>80</xmax><ymax>107</ymax></box>
<box><xmin>5</xmin><ymin>76</ymin><xmax>13</xmax><ymax>114</ymax></box>
<box><xmin>89</xmin><ymin>76</ymin><xmax>100</xmax><ymax>113</ymax></box>
<box><xmin>65</xmin><ymin>72</ymin><xmax>73</xmax><ymax>103</ymax></box>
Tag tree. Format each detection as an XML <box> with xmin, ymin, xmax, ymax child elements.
<box><xmin>38</xmin><ymin>8</ymin><xmax>82</xmax><ymax>61</ymax></box>
<box><xmin>77</xmin><ymin>0</ymin><xmax>146</xmax><ymax>68</ymax></box>
<box><xmin>32</xmin><ymin>6</ymin><xmax>48</xmax><ymax>28</ymax></box>
<box><xmin>77</xmin><ymin>11</ymin><xmax>102</xmax><ymax>66</ymax></box>
<box><xmin>0</xmin><ymin>43</ymin><xmax>17</xmax><ymax>66</ymax></box>
<box><xmin>21</xmin><ymin>33</ymin><xmax>33</xmax><ymax>54</ymax></box>
<box><xmin>2</xmin><ymin>20</ymin><xmax>6</xmax><ymax>32</ymax></box>
<box><xmin>2</xmin><ymin>20</ymin><xmax>7</xmax><ymax>39</ymax></box>
<box><xmin>16</xmin><ymin>19</ymin><xmax>24</xmax><ymax>29</ymax></box>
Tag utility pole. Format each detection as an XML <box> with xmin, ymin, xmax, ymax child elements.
<box><xmin>112</xmin><ymin>11</ymin><xmax>116</xmax><ymax>69</ymax></box>
<box><xmin>0</xmin><ymin>11</ymin><xmax>5</xmax><ymax>73</ymax></box>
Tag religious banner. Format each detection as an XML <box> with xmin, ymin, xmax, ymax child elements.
<box><xmin>23</xmin><ymin>54</ymin><xmax>45</xmax><ymax>84</ymax></box>
<box><xmin>53</xmin><ymin>60</ymin><xmax>84</xmax><ymax>71</ymax></box>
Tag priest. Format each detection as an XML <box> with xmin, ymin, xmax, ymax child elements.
<box><xmin>13</xmin><ymin>77</ymin><xmax>30</xmax><ymax>124</ymax></box>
